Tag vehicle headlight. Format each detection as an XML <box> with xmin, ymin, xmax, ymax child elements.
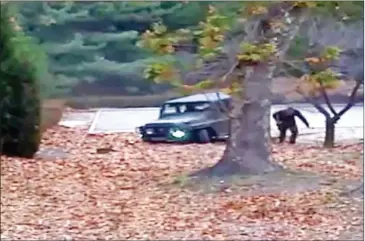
<box><xmin>135</xmin><ymin>127</ymin><xmax>141</xmax><ymax>134</ymax></box>
<box><xmin>170</xmin><ymin>129</ymin><xmax>186</xmax><ymax>138</ymax></box>
<box><xmin>168</xmin><ymin>127</ymin><xmax>190</xmax><ymax>141</ymax></box>
<box><xmin>145</xmin><ymin>128</ymin><xmax>154</xmax><ymax>135</ymax></box>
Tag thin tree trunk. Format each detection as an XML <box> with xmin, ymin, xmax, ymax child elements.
<box><xmin>324</xmin><ymin>118</ymin><xmax>335</xmax><ymax>148</ymax></box>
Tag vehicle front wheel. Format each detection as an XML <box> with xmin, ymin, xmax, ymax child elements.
<box><xmin>196</xmin><ymin>129</ymin><xmax>211</xmax><ymax>143</ymax></box>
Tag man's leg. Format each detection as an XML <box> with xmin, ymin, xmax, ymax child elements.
<box><xmin>278</xmin><ymin>125</ymin><xmax>287</xmax><ymax>143</ymax></box>
<box><xmin>289</xmin><ymin>125</ymin><xmax>298</xmax><ymax>144</ymax></box>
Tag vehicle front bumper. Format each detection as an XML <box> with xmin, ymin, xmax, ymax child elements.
<box><xmin>136</xmin><ymin>125</ymin><xmax>193</xmax><ymax>143</ymax></box>
<box><xmin>142</xmin><ymin>136</ymin><xmax>190</xmax><ymax>143</ymax></box>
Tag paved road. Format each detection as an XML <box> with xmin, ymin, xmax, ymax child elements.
<box><xmin>82</xmin><ymin>104</ymin><xmax>363</xmax><ymax>143</ymax></box>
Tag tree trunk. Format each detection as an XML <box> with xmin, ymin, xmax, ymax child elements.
<box><xmin>324</xmin><ymin>118</ymin><xmax>335</xmax><ymax>148</ymax></box>
<box><xmin>205</xmin><ymin>64</ymin><xmax>281</xmax><ymax>176</ymax></box>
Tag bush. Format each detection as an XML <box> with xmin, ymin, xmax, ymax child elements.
<box><xmin>0</xmin><ymin>4</ymin><xmax>43</xmax><ymax>158</ymax></box>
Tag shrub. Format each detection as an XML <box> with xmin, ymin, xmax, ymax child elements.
<box><xmin>0</xmin><ymin>4</ymin><xmax>42</xmax><ymax>158</ymax></box>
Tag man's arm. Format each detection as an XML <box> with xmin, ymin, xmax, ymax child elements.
<box><xmin>294</xmin><ymin>110</ymin><xmax>309</xmax><ymax>127</ymax></box>
<box><xmin>272</xmin><ymin>111</ymin><xmax>279</xmax><ymax>121</ymax></box>
<box><xmin>272</xmin><ymin>111</ymin><xmax>282</xmax><ymax>123</ymax></box>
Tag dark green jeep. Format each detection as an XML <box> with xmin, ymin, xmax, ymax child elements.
<box><xmin>136</xmin><ymin>92</ymin><xmax>231</xmax><ymax>143</ymax></box>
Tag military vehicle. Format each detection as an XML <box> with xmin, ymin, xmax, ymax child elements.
<box><xmin>136</xmin><ymin>92</ymin><xmax>231</xmax><ymax>143</ymax></box>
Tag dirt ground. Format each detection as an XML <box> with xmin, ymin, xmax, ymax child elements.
<box><xmin>1</xmin><ymin>126</ymin><xmax>363</xmax><ymax>240</ymax></box>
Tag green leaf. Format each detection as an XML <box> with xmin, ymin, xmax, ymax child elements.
<box><xmin>194</xmin><ymin>79</ymin><xmax>215</xmax><ymax>89</ymax></box>
<box><xmin>240</xmin><ymin>42</ymin><xmax>256</xmax><ymax>52</ymax></box>
<box><xmin>322</xmin><ymin>46</ymin><xmax>341</xmax><ymax>60</ymax></box>
<box><xmin>312</xmin><ymin>68</ymin><xmax>339</xmax><ymax>86</ymax></box>
<box><xmin>249</xmin><ymin>53</ymin><xmax>262</xmax><ymax>61</ymax></box>
<box><xmin>236</xmin><ymin>54</ymin><xmax>251</xmax><ymax>61</ymax></box>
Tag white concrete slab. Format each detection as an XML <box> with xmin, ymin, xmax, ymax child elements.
<box><xmin>88</xmin><ymin>108</ymin><xmax>159</xmax><ymax>134</ymax></box>
<box><xmin>59</xmin><ymin>111</ymin><xmax>96</xmax><ymax>128</ymax></box>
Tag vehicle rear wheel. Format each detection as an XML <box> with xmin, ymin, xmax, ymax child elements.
<box><xmin>196</xmin><ymin>129</ymin><xmax>211</xmax><ymax>143</ymax></box>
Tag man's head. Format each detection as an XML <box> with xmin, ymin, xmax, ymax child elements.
<box><xmin>286</xmin><ymin>107</ymin><xmax>295</xmax><ymax>115</ymax></box>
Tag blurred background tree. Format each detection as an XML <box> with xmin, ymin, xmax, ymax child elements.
<box><xmin>14</xmin><ymin>1</ymin><xmax>210</xmax><ymax>97</ymax></box>
<box><xmin>8</xmin><ymin>1</ymin><xmax>363</xmax><ymax>103</ymax></box>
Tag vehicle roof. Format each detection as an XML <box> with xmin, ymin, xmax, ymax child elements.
<box><xmin>164</xmin><ymin>92</ymin><xmax>231</xmax><ymax>104</ymax></box>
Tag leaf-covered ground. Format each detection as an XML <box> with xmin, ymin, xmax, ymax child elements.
<box><xmin>1</xmin><ymin>126</ymin><xmax>363</xmax><ymax>240</ymax></box>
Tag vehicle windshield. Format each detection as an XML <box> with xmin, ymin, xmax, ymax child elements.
<box><xmin>160</xmin><ymin>102</ymin><xmax>211</xmax><ymax>117</ymax></box>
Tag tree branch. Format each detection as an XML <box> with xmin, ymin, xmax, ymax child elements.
<box><xmin>336</xmin><ymin>80</ymin><xmax>362</xmax><ymax>118</ymax></box>
<box><xmin>214</xmin><ymin>91</ymin><xmax>232</xmax><ymax>117</ymax></box>
<box><xmin>296</xmin><ymin>88</ymin><xmax>331</xmax><ymax>118</ymax></box>
<box><xmin>183</xmin><ymin>54</ymin><xmax>231</xmax><ymax>85</ymax></box>
<box><xmin>280</xmin><ymin>59</ymin><xmax>307</xmax><ymax>74</ymax></box>
<box><xmin>214</xmin><ymin>61</ymin><xmax>240</xmax><ymax>118</ymax></box>
<box><xmin>318</xmin><ymin>80</ymin><xmax>338</xmax><ymax>116</ymax></box>
<box><xmin>200</xmin><ymin>90</ymin><xmax>234</xmax><ymax>119</ymax></box>
<box><xmin>198</xmin><ymin>60</ymin><xmax>244</xmax><ymax>120</ymax></box>
<box><xmin>221</xmin><ymin>61</ymin><xmax>239</xmax><ymax>82</ymax></box>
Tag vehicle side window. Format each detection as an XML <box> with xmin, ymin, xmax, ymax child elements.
<box><xmin>160</xmin><ymin>102</ymin><xmax>213</xmax><ymax>116</ymax></box>
<box><xmin>194</xmin><ymin>103</ymin><xmax>210</xmax><ymax>111</ymax></box>
<box><xmin>178</xmin><ymin>105</ymin><xmax>187</xmax><ymax>113</ymax></box>
<box><xmin>163</xmin><ymin>104</ymin><xmax>178</xmax><ymax>114</ymax></box>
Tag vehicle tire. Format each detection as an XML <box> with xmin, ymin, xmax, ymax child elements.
<box><xmin>196</xmin><ymin>129</ymin><xmax>211</xmax><ymax>143</ymax></box>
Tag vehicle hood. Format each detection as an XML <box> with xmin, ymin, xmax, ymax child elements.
<box><xmin>146</xmin><ymin>113</ymin><xmax>205</xmax><ymax>125</ymax></box>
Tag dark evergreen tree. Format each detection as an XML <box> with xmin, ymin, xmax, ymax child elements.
<box><xmin>0</xmin><ymin>4</ymin><xmax>44</xmax><ymax>158</ymax></box>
